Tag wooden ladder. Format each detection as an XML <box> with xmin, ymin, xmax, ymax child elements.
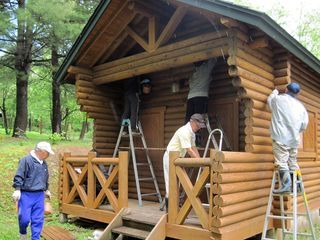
<box><xmin>98</xmin><ymin>208</ymin><xmax>167</xmax><ymax>240</ymax></box>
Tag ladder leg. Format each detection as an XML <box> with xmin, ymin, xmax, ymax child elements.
<box><xmin>109</xmin><ymin>125</ymin><xmax>125</xmax><ymax>175</ymax></box>
<box><xmin>261</xmin><ymin>171</ymin><xmax>276</xmax><ymax>239</ymax></box>
<box><xmin>292</xmin><ymin>171</ymin><xmax>298</xmax><ymax>240</ymax></box>
<box><xmin>138</xmin><ymin>122</ymin><xmax>162</xmax><ymax>204</ymax></box>
<box><xmin>298</xmin><ymin>171</ymin><xmax>317</xmax><ymax>240</ymax></box>
<box><xmin>128</xmin><ymin>124</ymin><xmax>143</xmax><ymax>207</ymax></box>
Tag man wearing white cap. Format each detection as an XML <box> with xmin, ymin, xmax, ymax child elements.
<box><xmin>163</xmin><ymin>113</ymin><xmax>206</xmax><ymax>212</ymax></box>
<box><xmin>12</xmin><ymin>141</ymin><xmax>54</xmax><ymax>240</ymax></box>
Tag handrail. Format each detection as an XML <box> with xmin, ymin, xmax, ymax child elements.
<box><xmin>60</xmin><ymin>151</ymin><xmax>128</xmax><ymax>215</ymax></box>
<box><xmin>168</xmin><ymin>151</ymin><xmax>214</xmax><ymax>230</ymax></box>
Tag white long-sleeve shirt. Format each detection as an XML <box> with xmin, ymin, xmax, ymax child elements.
<box><xmin>267</xmin><ymin>89</ymin><xmax>309</xmax><ymax>148</ymax></box>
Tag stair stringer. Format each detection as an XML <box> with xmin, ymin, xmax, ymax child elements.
<box><xmin>146</xmin><ymin>214</ymin><xmax>167</xmax><ymax>240</ymax></box>
<box><xmin>98</xmin><ymin>208</ymin><xmax>131</xmax><ymax>240</ymax></box>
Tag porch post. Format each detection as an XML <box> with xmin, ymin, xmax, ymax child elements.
<box><xmin>118</xmin><ymin>151</ymin><xmax>129</xmax><ymax>210</ymax></box>
<box><xmin>168</xmin><ymin>151</ymin><xmax>180</xmax><ymax>224</ymax></box>
<box><xmin>87</xmin><ymin>151</ymin><xmax>96</xmax><ymax>208</ymax></box>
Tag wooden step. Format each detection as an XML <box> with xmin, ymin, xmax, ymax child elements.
<box><xmin>112</xmin><ymin>226</ymin><xmax>150</xmax><ymax>239</ymax></box>
<box><xmin>122</xmin><ymin>208</ymin><xmax>164</xmax><ymax>226</ymax></box>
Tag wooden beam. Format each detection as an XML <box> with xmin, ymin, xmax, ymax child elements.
<box><xmin>126</xmin><ymin>26</ymin><xmax>150</xmax><ymax>52</ymax></box>
<box><xmin>249</xmin><ymin>36</ymin><xmax>269</xmax><ymax>49</ymax></box>
<box><xmin>90</xmin><ymin>8</ymin><xmax>137</xmax><ymax>67</ymax></box>
<box><xmin>220</xmin><ymin>17</ymin><xmax>247</xmax><ymax>32</ymax></box>
<box><xmin>155</xmin><ymin>6</ymin><xmax>187</xmax><ymax>48</ymax></box>
<box><xmin>77</xmin><ymin>1</ymin><xmax>130</xmax><ymax>64</ymax></box>
<box><xmin>68</xmin><ymin>66</ymin><xmax>93</xmax><ymax>76</ymax></box>
<box><xmin>149</xmin><ymin>16</ymin><xmax>156</xmax><ymax>52</ymax></box>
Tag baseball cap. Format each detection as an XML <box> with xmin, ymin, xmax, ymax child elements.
<box><xmin>36</xmin><ymin>141</ymin><xmax>54</xmax><ymax>155</ymax></box>
<box><xmin>287</xmin><ymin>82</ymin><xmax>300</xmax><ymax>94</ymax></box>
<box><xmin>140</xmin><ymin>78</ymin><xmax>151</xmax><ymax>85</ymax></box>
<box><xmin>190</xmin><ymin>113</ymin><xmax>206</xmax><ymax>128</ymax></box>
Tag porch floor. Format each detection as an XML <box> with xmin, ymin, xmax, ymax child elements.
<box><xmin>100</xmin><ymin>199</ymin><xmax>202</xmax><ymax>227</ymax></box>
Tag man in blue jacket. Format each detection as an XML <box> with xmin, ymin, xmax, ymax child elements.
<box><xmin>12</xmin><ymin>141</ymin><xmax>54</xmax><ymax>240</ymax></box>
<box><xmin>268</xmin><ymin>83</ymin><xmax>308</xmax><ymax>194</ymax></box>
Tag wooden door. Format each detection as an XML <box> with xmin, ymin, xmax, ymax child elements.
<box><xmin>207</xmin><ymin>97</ymin><xmax>239</xmax><ymax>151</ymax></box>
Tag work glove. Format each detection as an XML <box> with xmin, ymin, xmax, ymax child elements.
<box><xmin>12</xmin><ymin>190</ymin><xmax>21</xmax><ymax>202</ymax></box>
<box><xmin>45</xmin><ymin>190</ymin><xmax>51</xmax><ymax>200</ymax></box>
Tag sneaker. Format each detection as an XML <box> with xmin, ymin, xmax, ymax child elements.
<box><xmin>20</xmin><ymin>234</ymin><xmax>27</xmax><ymax>240</ymax></box>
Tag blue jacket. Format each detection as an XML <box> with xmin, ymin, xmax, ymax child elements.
<box><xmin>13</xmin><ymin>154</ymin><xmax>49</xmax><ymax>191</ymax></box>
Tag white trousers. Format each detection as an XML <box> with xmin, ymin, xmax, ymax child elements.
<box><xmin>163</xmin><ymin>151</ymin><xmax>169</xmax><ymax>198</ymax></box>
<box><xmin>272</xmin><ymin>140</ymin><xmax>299</xmax><ymax>171</ymax></box>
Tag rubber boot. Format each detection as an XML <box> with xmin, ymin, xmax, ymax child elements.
<box><xmin>290</xmin><ymin>172</ymin><xmax>302</xmax><ymax>193</ymax></box>
<box><xmin>165</xmin><ymin>197</ymin><xmax>169</xmax><ymax>213</ymax></box>
<box><xmin>273</xmin><ymin>170</ymin><xmax>291</xmax><ymax>194</ymax></box>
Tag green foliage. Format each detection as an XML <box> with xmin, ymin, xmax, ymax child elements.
<box><xmin>49</xmin><ymin>132</ymin><xmax>63</xmax><ymax>144</ymax></box>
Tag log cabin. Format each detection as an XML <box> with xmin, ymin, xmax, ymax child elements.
<box><xmin>55</xmin><ymin>0</ymin><xmax>320</xmax><ymax>239</ymax></box>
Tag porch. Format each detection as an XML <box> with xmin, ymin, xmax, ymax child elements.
<box><xmin>58</xmin><ymin>150</ymin><xmax>273</xmax><ymax>240</ymax></box>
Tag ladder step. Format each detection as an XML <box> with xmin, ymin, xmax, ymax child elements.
<box><xmin>136</xmin><ymin>162</ymin><xmax>149</xmax><ymax>166</ymax></box>
<box><xmin>139</xmin><ymin>177</ymin><xmax>153</xmax><ymax>181</ymax></box>
<box><xmin>267</xmin><ymin>215</ymin><xmax>293</xmax><ymax>220</ymax></box>
<box><xmin>283</xmin><ymin>231</ymin><xmax>313</xmax><ymax>237</ymax></box>
<box><xmin>261</xmin><ymin>238</ymin><xmax>275</xmax><ymax>240</ymax></box>
<box><xmin>112</xmin><ymin>226</ymin><xmax>149</xmax><ymax>239</ymax></box>
<box><xmin>141</xmin><ymin>192</ymin><xmax>159</xmax><ymax>197</ymax></box>
<box><xmin>283</xmin><ymin>212</ymin><xmax>308</xmax><ymax>216</ymax></box>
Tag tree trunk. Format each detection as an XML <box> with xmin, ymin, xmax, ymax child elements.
<box><xmin>51</xmin><ymin>43</ymin><xmax>62</xmax><ymax>133</ymax></box>
<box><xmin>79</xmin><ymin>115</ymin><xmax>88</xmax><ymax>140</ymax></box>
<box><xmin>28</xmin><ymin>113</ymin><xmax>32</xmax><ymax>132</ymax></box>
<box><xmin>0</xmin><ymin>96</ymin><xmax>9</xmax><ymax>135</ymax></box>
<box><xmin>12</xmin><ymin>0</ymin><xmax>33</xmax><ymax>137</ymax></box>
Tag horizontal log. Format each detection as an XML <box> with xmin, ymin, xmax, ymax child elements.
<box><xmin>213</xmin><ymin>197</ymin><xmax>269</xmax><ymax>218</ymax></box>
<box><xmin>236</xmin><ymin>48</ymin><xmax>273</xmax><ymax>73</ymax></box>
<box><xmin>228</xmin><ymin>66</ymin><xmax>273</xmax><ymax>89</ymax></box>
<box><xmin>237</xmin><ymin>88</ymin><xmax>267</xmax><ymax>102</ymax></box>
<box><xmin>215</xmin><ymin>151</ymin><xmax>273</xmax><ymax>163</ymax></box>
<box><xmin>213</xmin><ymin>179</ymin><xmax>271</xmax><ymax>195</ymax></box>
<box><xmin>245</xmin><ymin>144</ymin><xmax>273</xmax><ymax>153</ymax></box>
<box><xmin>244</xmin><ymin>108</ymin><xmax>271</xmax><ymax>121</ymax></box>
<box><xmin>213</xmin><ymin>187</ymin><xmax>270</xmax><ymax>206</ymax></box>
<box><xmin>245</xmin><ymin>135</ymin><xmax>272</xmax><ymax>145</ymax></box>
<box><xmin>93</xmin><ymin>46</ymin><xmax>228</xmax><ymax>84</ymax></box>
<box><xmin>213</xmin><ymin>162</ymin><xmax>273</xmax><ymax>173</ymax></box>
<box><xmin>227</xmin><ymin>56</ymin><xmax>274</xmax><ymax>81</ymax></box>
<box><xmin>244</xmin><ymin>99</ymin><xmax>268</xmax><ymax>111</ymax></box>
<box><xmin>212</xmin><ymin>205</ymin><xmax>266</xmax><ymax>227</ymax></box>
<box><xmin>246</xmin><ymin>126</ymin><xmax>270</xmax><ymax>137</ymax></box>
<box><xmin>244</xmin><ymin>117</ymin><xmax>270</xmax><ymax>129</ymax></box>
<box><xmin>233</xmin><ymin>78</ymin><xmax>271</xmax><ymax>96</ymax></box>
<box><xmin>174</xmin><ymin>157</ymin><xmax>211</xmax><ymax>167</ymax></box>
<box><xmin>94</xmin><ymin>31</ymin><xmax>227</xmax><ymax>71</ymax></box>
<box><xmin>213</xmin><ymin>171</ymin><xmax>273</xmax><ymax>184</ymax></box>
<box><xmin>77</xmin><ymin>92</ymin><xmax>109</xmax><ymax>102</ymax></box>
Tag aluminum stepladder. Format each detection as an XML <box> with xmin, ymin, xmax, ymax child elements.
<box><xmin>111</xmin><ymin>119</ymin><xmax>162</xmax><ymax>207</ymax></box>
<box><xmin>261</xmin><ymin>169</ymin><xmax>316</xmax><ymax>240</ymax></box>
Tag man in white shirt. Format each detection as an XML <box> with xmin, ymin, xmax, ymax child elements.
<box><xmin>267</xmin><ymin>82</ymin><xmax>308</xmax><ymax>194</ymax></box>
<box><xmin>163</xmin><ymin>113</ymin><xmax>206</xmax><ymax>211</ymax></box>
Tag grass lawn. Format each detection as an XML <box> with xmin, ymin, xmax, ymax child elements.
<box><xmin>0</xmin><ymin>129</ymin><xmax>96</xmax><ymax>239</ymax></box>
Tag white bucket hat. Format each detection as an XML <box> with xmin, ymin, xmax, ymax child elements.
<box><xmin>36</xmin><ymin>141</ymin><xmax>54</xmax><ymax>155</ymax></box>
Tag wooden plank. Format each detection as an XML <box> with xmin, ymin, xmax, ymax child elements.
<box><xmin>166</xmin><ymin>223</ymin><xmax>212</xmax><ymax>240</ymax></box>
<box><xmin>155</xmin><ymin>6</ymin><xmax>187</xmax><ymax>48</ymax></box>
<box><xmin>146</xmin><ymin>214</ymin><xmax>167</xmax><ymax>240</ymax></box>
<box><xmin>41</xmin><ymin>226</ymin><xmax>75</xmax><ymax>240</ymax></box>
<box><xmin>126</xmin><ymin>26</ymin><xmax>150</xmax><ymax>52</ymax></box>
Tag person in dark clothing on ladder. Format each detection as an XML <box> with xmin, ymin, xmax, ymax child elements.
<box><xmin>12</xmin><ymin>142</ymin><xmax>54</xmax><ymax>240</ymax></box>
<box><xmin>121</xmin><ymin>76</ymin><xmax>151</xmax><ymax>133</ymax></box>
<box><xmin>267</xmin><ymin>82</ymin><xmax>308</xmax><ymax>194</ymax></box>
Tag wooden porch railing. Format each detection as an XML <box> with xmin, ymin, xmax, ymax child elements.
<box><xmin>168</xmin><ymin>150</ymin><xmax>214</xmax><ymax>230</ymax></box>
<box><xmin>59</xmin><ymin>151</ymin><xmax>128</xmax><ymax>223</ymax></box>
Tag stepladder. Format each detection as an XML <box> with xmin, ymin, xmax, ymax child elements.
<box><xmin>261</xmin><ymin>169</ymin><xmax>317</xmax><ymax>240</ymax></box>
<box><xmin>111</xmin><ymin>119</ymin><xmax>162</xmax><ymax>207</ymax></box>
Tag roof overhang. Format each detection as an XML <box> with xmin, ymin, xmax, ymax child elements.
<box><xmin>54</xmin><ymin>0</ymin><xmax>320</xmax><ymax>84</ymax></box>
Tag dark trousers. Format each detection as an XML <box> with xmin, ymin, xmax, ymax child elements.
<box><xmin>18</xmin><ymin>191</ymin><xmax>44</xmax><ymax>240</ymax></box>
<box><xmin>185</xmin><ymin>96</ymin><xmax>208</xmax><ymax>123</ymax></box>
<box><xmin>121</xmin><ymin>93</ymin><xmax>139</xmax><ymax>129</ymax></box>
